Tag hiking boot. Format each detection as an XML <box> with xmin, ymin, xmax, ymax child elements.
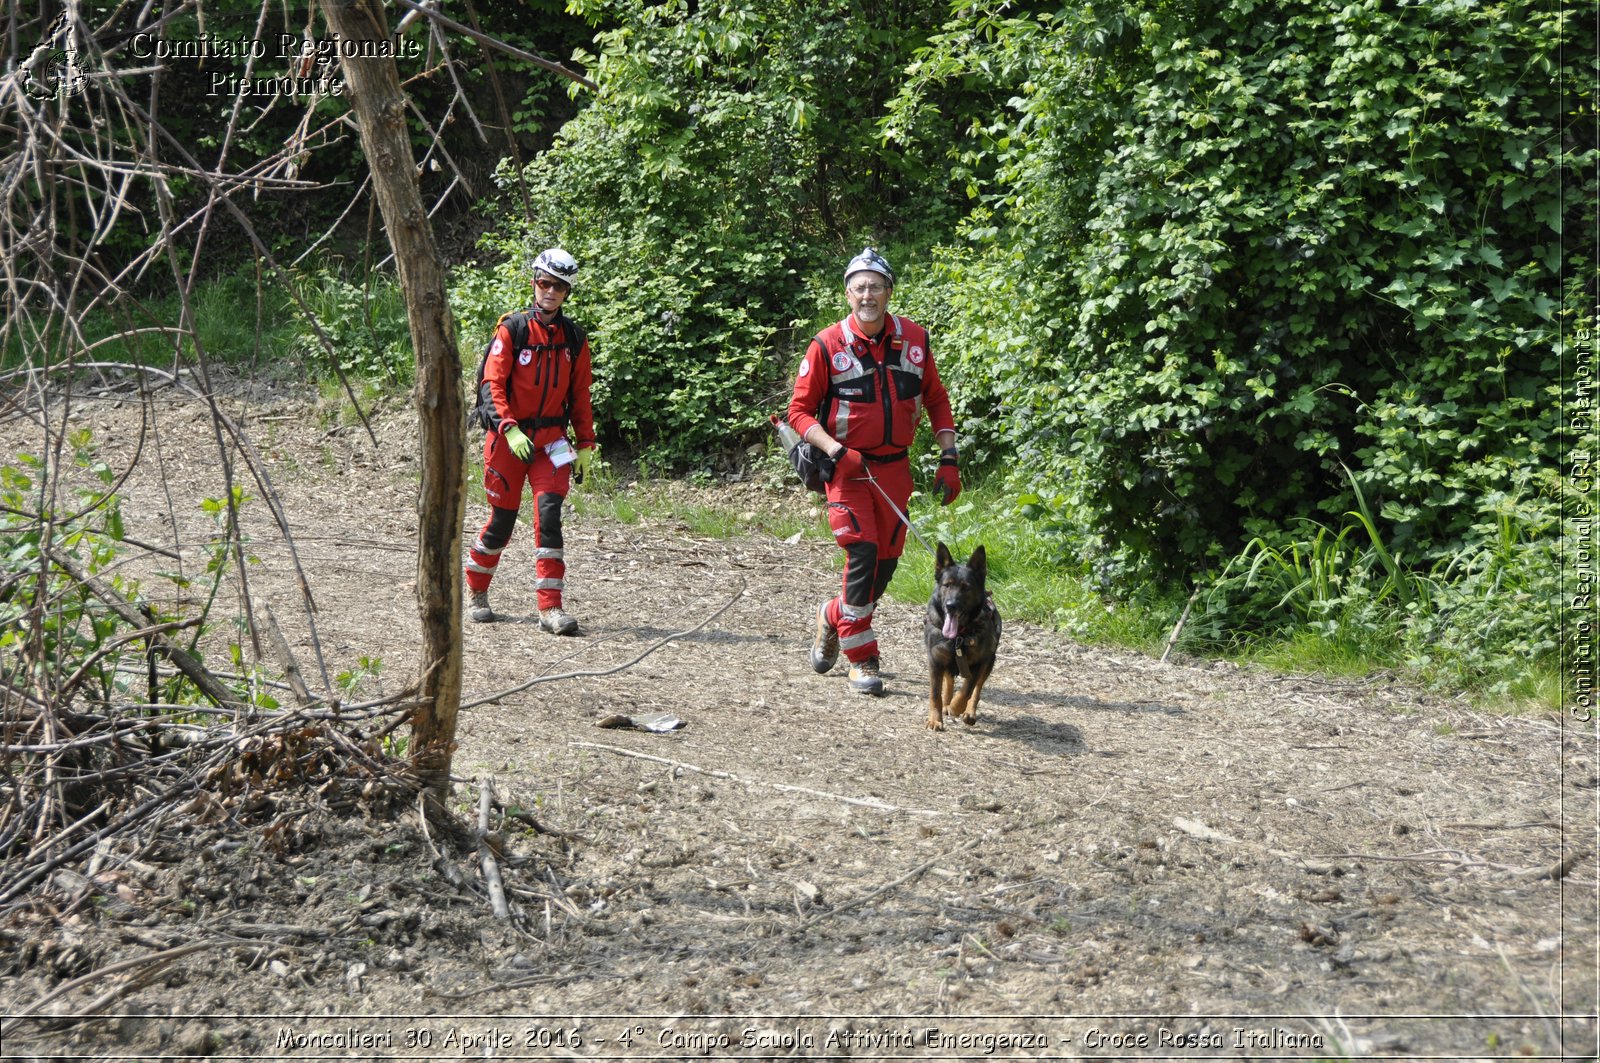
<box><xmin>539</xmin><ymin>606</ymin><xmax>579</xmax><ymax>636</ymax></box>
<box><xmin>847</xmin><ymin>656</ymin><xmax>884</xmax><ymax>697</ymax></box>
<box><xmin>468</xmin><ymin>590</ymin><xmax>494</xmax><ymax>623</ymax></box>
<box><xmin>810</xmin><ymin>601</ymin><xmax>839</xmax><ymax>674</ymax></box>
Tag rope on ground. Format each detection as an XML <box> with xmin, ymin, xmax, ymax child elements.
<box><xmin>568</xmin><ymin>741</ymin><xmax>950</xmax><ymax>817</ymax></box>
<box><xmin>460</xmin><ymin>580</ymin><xmax>747</xmax><ymax>710</ymax></box>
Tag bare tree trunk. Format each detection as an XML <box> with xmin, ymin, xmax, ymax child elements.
<box><xmin>318</xmin><ymin>0</ymin><xmax>466</xmax><ymax>822</ymax></box>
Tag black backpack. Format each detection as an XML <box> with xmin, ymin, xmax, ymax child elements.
<box><xmin>468</xmin><ymin>310</ymin><xmax>587</xmax><ymax>433</ymax></box>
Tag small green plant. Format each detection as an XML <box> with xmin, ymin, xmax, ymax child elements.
<box><xmin>336</xmin><ymin>655</ymin><xmax>385</xmax><ymax>700</ymax></box>
<box><xmin>0</xmin><ymin>433</ymin><xmax>131</xmax><ymax>707</ymax></box>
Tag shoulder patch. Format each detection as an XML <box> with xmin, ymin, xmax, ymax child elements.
<box><xmin>490</xmin><ymin>337</ymin><xmax>504</xmax><ymax>356</ymax></box>
<box><xmin>798</xmin><ymin>361</ymin><xmax>810</xmax><ymax>378</ymax></box>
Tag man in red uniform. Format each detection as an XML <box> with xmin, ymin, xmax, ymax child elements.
<box><xmin>465</xmin><ymin>248</ymin><xmax>597</xmax><ymax>635</ymax></box>
<box><xmin>786</xmin><ymin>248</ymin><xmax>961</xmax><ymax>695</ymax></box>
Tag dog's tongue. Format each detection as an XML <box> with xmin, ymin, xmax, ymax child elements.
<box><xmin>942</xmin><ymin>612</ymin><xmax>958</xmax><ymax>639</ymax></box>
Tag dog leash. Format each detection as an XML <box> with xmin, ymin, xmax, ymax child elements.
<box><xmin>855</xmin><ymin>467</ymin><xmax>936</xmax><ymax>556</ymax></box>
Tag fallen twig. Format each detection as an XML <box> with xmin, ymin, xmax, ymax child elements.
<box><xmin>0</xmin><ymin>940</ymin><xmax>223</xmax><ymax>1038</ymax></box>
<box><xmin>803</xmin><ymin>838</ymin><xmax>982</xmax><ymax>928</ymax></box>
<box><xmin>1516</xmin><ymin>849</ymin><xmax>1589</xmax><ymax>882</ymax></box>
<box><xmin>259</xmin><ymin>601</ymin><xmax>315</xmax><ymax>709</ymax></box>
<box><xmin>477</xmin><ymin>780</ymin><xmax>510</xmax><ymax>920</ymax></box>
<box><xmin>1159</xmin><ymin>584</ymin><xmax>1201</xmax><ymax>665</ymax></box>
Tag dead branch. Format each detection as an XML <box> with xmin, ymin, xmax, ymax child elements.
<box><xmin>30</xmin><ymin>358</ymin><xmax>337</xmax><ymax>692</ymax></box>
<box><xmin>390</xmin><ymin>0</ymin><xmax>598</xmax><ymax>90</ymax></box>
<box><xmin>1516</xmin><ymin>849</ymin><xmax>1589</xmax><ymax>882</ymax></box>
<box><xmin>258</xmin><ymin>601</ymin><xmax>315</xmax><ymax>709</ymax></box>
<box><xmin>1160</xmin><ymin>584</ymin><xmax>1201</xmax><ymax>664</ymax></box>
<box><xmin>477</xmin><ymin>779</ymin><xmax>510</xmax><ymax>920</ymax></box>
<box><xmin>43</xmin><ymin>545</ymin><xmax>245</xmax><ymax>714</ymax></box>
<box><xmin>802</xmin><ymin>838</ymin><xmax>982</xmax><ymax>928</ymax></box>
<box><xmin>0</xmin><ymin>940</ymin><xmax>225</xmax><ymax>1039</ymax></box>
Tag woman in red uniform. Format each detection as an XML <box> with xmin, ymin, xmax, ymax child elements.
<box><xmin>465</xmin><ymin>248</ymin><xmax>597</xmax><ymax>635</ymax></box>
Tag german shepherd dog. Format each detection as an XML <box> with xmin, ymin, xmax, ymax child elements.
<box><xmin>925</xmin><ymin>543</ymin><xmax>1002</xmax><ymax>731</ymax></box>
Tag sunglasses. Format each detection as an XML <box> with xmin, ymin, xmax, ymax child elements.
<box><xmin>535</xmin><ymin>277</ymin><xmax>570</xmax><ymax>293</ymax></box>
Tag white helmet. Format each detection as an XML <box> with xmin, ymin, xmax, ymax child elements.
<box><xmin>530</xmin><ymin>247</ymin><xmax>578</xmax><ymax>288</ymax></box>
<box><xmin>844</xmin><ymin>246</ymin><xmax>894</xmax><ymax>287</ymax></box>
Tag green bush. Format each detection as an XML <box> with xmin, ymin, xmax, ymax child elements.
<box><xmin>1186</xmin><ymin>467</ymin><xmax>1561</xmax><ymax>698</ymax></box>
<box><xmin>288</xmin><ymin>269</ymin><xmax>415</xmax><ymax>384</ymax></box>
<box><xmin>478</xmin><ymin>0</ymin><xmax>972</xmax><ymax>467</ymax></box>
<box><xmin>892</xmin><ymin>0</ymin><xmax>1587</xmax><ymax>584</ymax></box>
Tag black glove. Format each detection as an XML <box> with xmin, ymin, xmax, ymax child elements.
<box><xmin>815</xmin><ymin>447</ymin><xmax>838</xmax><ymax>483</ymax></box>
<box><xmin>791</xmin><ymin>442</ymin><xmax>832</xmax><ymax>493</ymax></box>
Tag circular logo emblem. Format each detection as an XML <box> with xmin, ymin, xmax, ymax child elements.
<box><xmin>490</xmin><ymin>338</ymin><xmax>504</xmax><ymax>356</ymax></box>
<box><xmin>797</xmin><ymin>361</ymin><xmax>810</xmax><ymax>378</ymax></box>
<box><xmin>907</xmin><ymin>345</ymin><xmax>925</xmax><ymax>366</ymax></box>
<box><xmin>831</xmin><ymin>351</ymin><xmax>854</xmax><ymax>373</ymax></box>
<box><xmin>518</xmin><ymin>348</ymin><xmax>533</xmax><ymax>366</ymax></box>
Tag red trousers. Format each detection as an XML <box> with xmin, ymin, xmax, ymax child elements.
<box><xmin>821</xmin><ymin>457</ymin><xmax>911</xmax><ymax>663</ymax></box>
<box><xmin>465</xmin><ymin>429</ymin><xmax>572</xmax><ymax>610</ymax></box>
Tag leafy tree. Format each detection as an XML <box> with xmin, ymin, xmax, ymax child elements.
<box><xmin>488</xmin><ymin>0</ymin><xmax>960</xmax><ymax>465</ymax></box>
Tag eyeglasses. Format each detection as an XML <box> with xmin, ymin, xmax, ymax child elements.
<box><xmin>535</xmin><ymin>277</ymin><xmax>570</xmax><ymax>294</ymax></box>
<box><xmin>848</xmin><ymin>281</ymin><xmax>887</xmax><ymax>296</ymax></box>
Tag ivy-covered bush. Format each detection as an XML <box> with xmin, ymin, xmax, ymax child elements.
<box><xmin>894</xmin><ymin>0</ymin><xmax>1588</xmax><ymax>580</ymax></box>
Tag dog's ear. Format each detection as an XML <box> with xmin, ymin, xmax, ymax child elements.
<box><xmin>969</xmin><ymin>544</ymin><xmax>987</xmax><ymax>583</ymax></box>
<box><xmin>935</xmin><ymin>542</ymin><xmax>953</xmax><ymax>573</ymax></box>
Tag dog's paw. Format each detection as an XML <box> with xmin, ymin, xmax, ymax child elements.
<box><xmin>926</xmin><ymin>715</ymin><xmax>945</xmax><ymax>732</ymax></box>
<box><xmin>959</xmin><ymin>711</ymin><xmax>977</xmax><ymax>727</ymax></box>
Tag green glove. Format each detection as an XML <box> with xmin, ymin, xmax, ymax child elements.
<box><xmin>574</xmin><ymin>445</ymin><xmax>596</xmax><ymax>485</ymax></box>
<box><xmin>502</xmin><ymin>423</ymin><xmax>533</xmax><ymax>461</ymax></box>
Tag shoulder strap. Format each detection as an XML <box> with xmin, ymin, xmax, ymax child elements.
<box><xmin>504</xmin><ymin>310</ymin><xmax>531</xmax><ymax>352</ymax></box>
<box><xmin>555</xmin><ymin>314</ymin><xmax>585</xmax><ymax>418</ymax></box>
<box><xmin>471</xmin><ymin>311</ymin><xmax>531</xmax><ymax>431</ymax></box>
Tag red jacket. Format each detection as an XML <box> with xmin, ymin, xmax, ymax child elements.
<box><xmin>787</xmin><ymin>313</ymin><xmax>954</xmax><ymax>455</ymax></box>
<box><xmin>484</xmin><ymin>312</ymin><xmax>595</xmax><ymax>449</ymax></box>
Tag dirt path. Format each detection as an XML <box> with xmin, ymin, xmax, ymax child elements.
<box><xmin>2</xmin><ymin>387</ymin><xmax>1596</xmax><ymax>1060</ymax></box>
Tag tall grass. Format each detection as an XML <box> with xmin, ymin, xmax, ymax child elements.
<box><xmin>883</xmin><ymin>486</ymin><xmax>1180</xmax><ymax>651</ymax></box>
<box><xmin>1187</xmin><ymin>468</ymin><xmax>1561</xmax><ymax>708</ymax></box>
